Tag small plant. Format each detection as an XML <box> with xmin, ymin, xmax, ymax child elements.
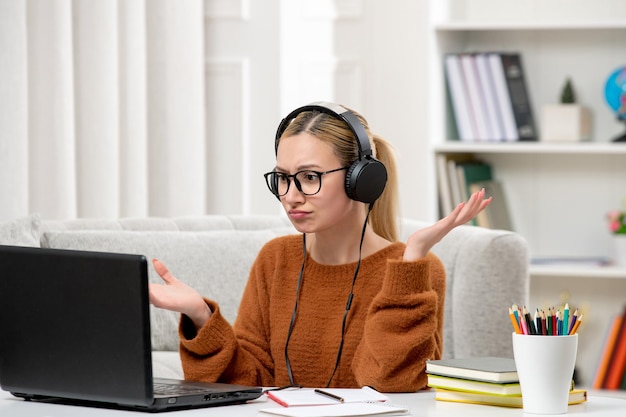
<box><xmin>607</xmin><ymin>209</ymin><xmax>626</xmax><ymax>234</ymax></box>
<box><xmin>560</xmin><ymin>78</ymin><xmax>576</xmax><ymax>104</ymax></box>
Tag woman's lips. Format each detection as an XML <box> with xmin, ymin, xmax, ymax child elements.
<box><xmin>288</xmin><ymin>210</ymin><xmax>309</xmax><ymax>220</ymax></box>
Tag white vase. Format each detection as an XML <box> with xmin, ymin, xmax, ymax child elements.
<box><xmin>614</xmin><ymin>235</ymin><xmax>626</xmax><ymax>267</ymax></box>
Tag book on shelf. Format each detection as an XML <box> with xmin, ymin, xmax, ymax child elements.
<box><xmin>470</xmin><ymin>180</ymin><xmax>514</xmax><ymax>231</ymax></box>
<box><xmin>530</xmin><ymin>256</ymin><xmax>612</xmax><ymax>267</ymax></box>
<box><xmin>601</xmin><ymin>304</ymin><xmax>626</xmax><ymax>389</ymax></box>
<box><xmin>499</xmin><ymin>53</ymin><xmax>537</xmax><ymax>141</ymax></box>
<box><xmin>425</xmin><ymin>356</ymin><xmax>518</xmax><ymax>384</ymax></box>
<box><xmin>454</xmin><ymin>160</ymin><xmax>493</xmax><ymax>226</ymax></box>
<box><xmin>487</xmin><ymin>52</ymin><xmax>519</xmax><ymax>141</ymax></box>
<box><xmin>444</xmin><ymin>52</ymin><xmax>536</xmax><ymax>142</ymax></box>
<box><xmin>459</xmin><ymin>54</ymin><xmax>491</xmax><ymax>141</ymax></box>
<box><xmin>435</xmin><ymin>153</ymin><xmax>474</xmax><ymax>215</ymax></box>
<box><xmin>474</xmin><ymin>53</ymin><xmax>505</xmax><ymax>141</ymax></box>
<box><xmin>427</xmin><ymin>373</ymin><xmax>521</xmax><ymax>396</ymax></box>
<box><xmin>433</xmin><ymin>387</ymin><xmax>588</xmax><ymax>408</ymax></box>
<box><xmin>592</xmin><ymin>313</ymin><xmax>623</xmax><ymax>389</ymax></box>
<box><xmin>455</xmin><ymin>160</ymin><xmax>492</xmax><ymax>203</ymax></box>
<box><xmin>444</xmin><ymin>54</ymin><xmax>476</xmax><ymax>141</ymax></box>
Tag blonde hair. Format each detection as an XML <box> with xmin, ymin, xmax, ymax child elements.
<box><xmin>278</xmin><ymin>106</ymin><xmax>399</xmax><ymax>242</ymax></box>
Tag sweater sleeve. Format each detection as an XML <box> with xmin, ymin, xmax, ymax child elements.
<box><xmin>352</xmin><ymin>252</ymin><xmax>446</xmax><ymax>392</ymax></box>
<box><xmin>178</xmin><ymin>255</ymin><xmax>277</xmax><ymax>386</ymax></box>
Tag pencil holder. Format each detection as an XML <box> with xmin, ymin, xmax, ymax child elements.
<box><xmin>512</xmin><ymin>333</ymin><xmax>578</xmax><ymax>415</ymax></box>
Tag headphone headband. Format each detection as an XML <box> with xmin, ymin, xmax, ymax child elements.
<box><xmin>272</xmin><ymin>101</ymin><xmax>387</xmax><ymax>204</ymax></box>
<box><xmin>274</xmin><ymin>101</ymin><xmax>373</xmax><ymax>159</ymax></box>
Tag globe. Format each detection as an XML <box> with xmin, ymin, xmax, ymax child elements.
<box><xmin>604</xmin><ymin>66</ymin><xmax>626</xmax><ymax>142</ymax></box>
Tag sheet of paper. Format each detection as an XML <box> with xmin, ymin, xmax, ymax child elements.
<box><xmin>266</xmin><ymin>387</ymin><xmax>389</xmax><ymax>407</ymax></box>
<box><xmin>259</xmin><ymin>402</ymin><xmax>409</xmax><ymax>417</ymax></box>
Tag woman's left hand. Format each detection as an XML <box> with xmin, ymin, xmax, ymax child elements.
<box><xmin>403</xmin><ymin>188</ymin><xmax>492</xmax><ymax>261</ymax></box>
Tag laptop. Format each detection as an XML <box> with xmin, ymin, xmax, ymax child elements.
<box><xmin>0</xmin><ymin>245</ymin><xmax>263</xmax><ymax>412</ymax></box>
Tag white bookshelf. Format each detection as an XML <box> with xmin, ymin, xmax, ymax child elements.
<box><xmin>428</xmin><ymin>0</ymin><xmax>626</xmax><ymax>387</ymax></box>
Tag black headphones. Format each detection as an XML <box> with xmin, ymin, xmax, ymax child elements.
<box><xmin>274</xmin><ymin>102</ymin><xmax>387</xmax><ymax>204</ymax></box>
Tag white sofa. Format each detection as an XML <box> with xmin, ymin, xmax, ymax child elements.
<box><xmin>0</xmin><ymin>214</ymin><xmax>529</xmax><ymax>380</ymax></box>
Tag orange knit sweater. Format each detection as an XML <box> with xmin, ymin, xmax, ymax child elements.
<box><xmin>178</xmin><ymin>234</ymin><xmax>445</xmax><ymax>392</ymax></box>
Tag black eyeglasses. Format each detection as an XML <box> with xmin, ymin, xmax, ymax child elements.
<box><xmin>264</xmin><ymin>167</ymin><xmax>348</xmax><ymax>197</ymax></box>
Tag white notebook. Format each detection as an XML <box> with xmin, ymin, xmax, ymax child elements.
<box><xmin>266</xmin><ymin>387</ymin><xmax>389</xmax><ymax>407</ymax></box>
<box><xmin>259</xmin><ymin>402</ymin><xmax>409</xmax><ymax>417</ymax></box>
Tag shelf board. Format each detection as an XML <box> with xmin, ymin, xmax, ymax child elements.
<box><xmin>434</xmin><ymin>21</ymin><xmax>626</xmax><ymax>31</ymax></box>
<box><xmin>530</xmin><ymin>264</ymin><xmax>626</xmax><ymax>279</ymax></box>
<box><xmin>433</xmin><ymin>141</ymin><xmax>626</xmax><ymax>155</ymax></box>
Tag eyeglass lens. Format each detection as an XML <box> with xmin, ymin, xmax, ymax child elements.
<box><xmin>270</xmin><ymin>171</ymin><xmax>322</xmax><ymax>196</ymax></box>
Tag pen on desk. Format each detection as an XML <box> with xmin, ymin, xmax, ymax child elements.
<box><xmin>314</xmin><ymin>389</ymin><xmax>344</xmax><ymax>403</ymax></box>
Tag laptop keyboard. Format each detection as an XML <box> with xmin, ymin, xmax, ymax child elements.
<box><xmin>153</xmin><ymin>382</ymin><xmax>214</xmax><ymax>396</ymax></box>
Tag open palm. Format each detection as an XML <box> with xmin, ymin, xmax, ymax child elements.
<box><xmin>403</xmin><ymin>188</ymin><xmax>492</xmax><ymax>261</ymax></box>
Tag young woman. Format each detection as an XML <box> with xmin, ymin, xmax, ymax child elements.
<box><xmin>149</xmin><ymin>102</ymin><xmax>491</xmax><ymax>392</ymax></box>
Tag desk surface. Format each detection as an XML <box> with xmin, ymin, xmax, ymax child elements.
<box><xmin>2</xmin><ymin>389</ymin><xmax>626</xmax><ymax>416</ymax></box>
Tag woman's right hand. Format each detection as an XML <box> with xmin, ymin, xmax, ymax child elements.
<box><xmin>149</xmin><ymin>259</ymin><xmax>212</xmax><ymax>329</ymax></box>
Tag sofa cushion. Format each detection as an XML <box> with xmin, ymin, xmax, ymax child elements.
<box><xmin>0</xmin><ymin>214</ymin><xmax>41</xmax><ymax>247</ymax></box>
<box><xmin>41</xmin><ymin>227</ymin><xmax>296</xmax><ymax>351</ymax></box>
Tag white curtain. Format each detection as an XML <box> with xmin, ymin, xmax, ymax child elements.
<box><xmin>0</xmin><ymin>0</ymin><xmax>206</xmax><ymax>221</ymax></box>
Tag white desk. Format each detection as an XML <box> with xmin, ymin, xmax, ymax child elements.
<box><xmin>2</xmin><ymin>389</ymin><xmax>626</xmax><ymax>416</ymax></box>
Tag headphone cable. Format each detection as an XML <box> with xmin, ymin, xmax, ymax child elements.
<box><xmin>325</xmin><ymin>204</ymin><xmax>372</xmax><ymax>387</ymax></box>
<box><xmin>284</xmin><ymin>233</ymin><xmax>307</xmax><ymax>386</ymax></box>
<box><xmin>284</xmin><ymin>204</ymin><xmax>373</xmax><ymax>387</ymax></box>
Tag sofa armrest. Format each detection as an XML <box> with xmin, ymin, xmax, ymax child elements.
<box><xmin>400</xmin><ymin>220</ymin><xmax>529</xmax><ymax>359</ymax></box>
<box><xmin>435</xmin><ymin>225</ymin><xmax>529</xmax><ymax>358</ymax></box>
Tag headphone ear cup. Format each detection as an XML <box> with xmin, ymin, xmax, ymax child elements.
<box><xmin>344</xmin><ymin>157</ymin><xmax>388</xmax><ymax>204</ymax></box>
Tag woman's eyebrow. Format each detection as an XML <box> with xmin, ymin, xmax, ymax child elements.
<box><xmin>274</xmin><ymin>164</ymin><xmax>322</xmax><ymax>172</ymax></box>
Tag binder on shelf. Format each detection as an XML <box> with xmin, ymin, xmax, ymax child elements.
<box><xmin>487</xmin><ymin>53</ymin><xmax>519</xmax><ymax>142</ymax></box>
<box><xmin>592</xmin><ymin>314</ymin><xmax>622</xmax><ymax>389</ymax></box>
<box><xmin>460</xmin><ymin>54</ymin><xmax>490</xmax><ymax>141</ymax></box>
<box><xmin>500</xmin><ymin>53</ymin><xmax>537</xmax><ymax>141</ymax></box>
<box><xmin>474</xmin><ymin>53</ymin><xmax>505</xmax><ymax>141</ymax></box>
<box><xmin>444</xmin><ymin>54</ymin><xmax>477</xmax><ymax>141</ymax></box>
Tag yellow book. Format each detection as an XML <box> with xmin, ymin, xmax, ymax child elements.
<box><xmin>427</xmin><ymin>374</ymin><xmax>521</xmax><ymax>396</ymax></box>
<box><xmin>434</xmin><ymin>388</ymin><xmax>587</xmax><ymax>408</ymax></box>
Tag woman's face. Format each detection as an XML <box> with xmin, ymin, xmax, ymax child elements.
<box><xmin>275</xmin><ymin>133</ymin><xmax>359</xmax><ymax>234</ymax></box>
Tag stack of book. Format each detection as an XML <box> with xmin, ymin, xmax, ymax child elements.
<box><xmin>444</xmin><ymin>52</ymin><xmax>537</xmax><ymax>142</ymax></box>
<box><xmin>435</xmin><ymin>156</ymin><xmax>513</xmax><ymax>230</ymax></box>
<box><xmin>426</xmin><ymin>357</ymin><xmax>587</xmax><ymax>408</ymax></box>
<box><xmin>592</xmin><ymin>304</ymin><xmax>626</xmax><ymax>390</ymax></box>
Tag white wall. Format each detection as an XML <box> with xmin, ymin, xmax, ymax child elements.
<box><xmin>205</xmin><ymin>0</ymin><xmax>432</xmax><ymax>220</ymax></box>
<box><xmin>0</xmin><ymin>0</ymin><xmax>432</xmax><ymax>222</ymax></box>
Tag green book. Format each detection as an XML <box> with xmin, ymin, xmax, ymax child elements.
<box><xmin>456</xmin><ymin>161</ymin><xmax>493</xmax><ymax>201</ymax></box>
<box><xmin>426</xmin><ymin>357</ymin><xmax>518</xmax><ymax>383</ymax></box>
<box><xmin>455</xmin><ymin>161</ymin><xmax>492</xmax><ymax>225</ymax></box>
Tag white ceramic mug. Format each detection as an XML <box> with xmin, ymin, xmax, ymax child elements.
<box><xmin>512</xmin><ymin>333</ymin><xmax>578</xmax><ymax>415</ymax></box>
